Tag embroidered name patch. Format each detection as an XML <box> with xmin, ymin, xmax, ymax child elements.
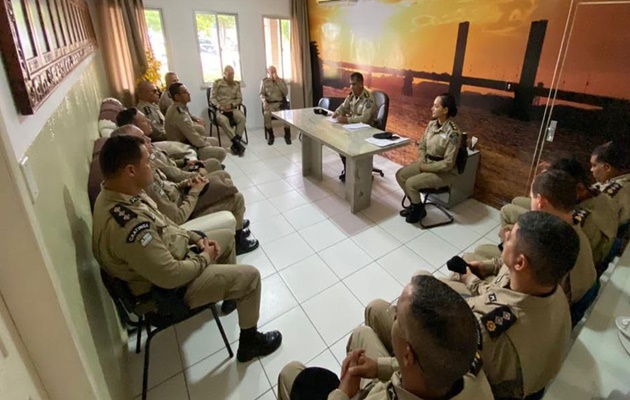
<box><xmin>127</xmin><ymin>222</ymin><xmax>150</xmax><ymax>243</ymax></box>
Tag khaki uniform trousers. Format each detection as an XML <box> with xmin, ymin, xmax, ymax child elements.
<box><xmin>500</xmin><ymin>197</ymin><xmax>530</xmax><ymax>227</ymax></box>
<box><xmin>396</xmin><ymin>161</ymin><xmax>452</xmax><ymax>204</ymax></box>
<box><xmin>192</xmin><ymin>191</ymin><xmax>246</xmax><ymax>230</ymax></box>
<box><xmin>202</xmin><ymin>158</ymin><xmax>222</xmax><ymax>173</ymax></box>
<box><xmin>215</xmin><ymin>109</ymin><xmax>245</xmax><ymax>140</ymax></box>
<box><xmin>277</xmin><ymin>326</ymin><xmax>389</xmax><ymax>400</ymax></box>
<box><xmin>182</xmin><ymin>228</ymin><xmax>261</xmax><ymax>329</ymax></box>
<box><xmin>263</xmin><ymin>102</ymin><xmax>289</xmax><ymax>130</ymax></box>
<box><xmin>198</xmin><ymin>138</ymin><xmax>227</xmax><ymax>163</ymax></box>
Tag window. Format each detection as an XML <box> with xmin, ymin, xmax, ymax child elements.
<box><xmin>144</xmin><ymin>9</ymin><xmax>170</xmax><ymax>82</ymax></box>
<box><xmin>263</xmin><ymin>17</ymin><xmax>292</xmax><ymax>80</ymax></box>
<box><xmin>195</xmin><ymin>12</ymin><xmax>242</xmax><ymax>83</ymax></box>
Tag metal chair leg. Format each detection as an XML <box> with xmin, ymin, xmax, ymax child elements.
<box><xmin>135</xmin><ymin>315</ymin><xmax>144</xmax><ymax>354</ymax></box>
<box><xmin>141</xmin><ymin>327</ymin><xmax>155</xmax><ymax>400</ymax></box>
<box><xmin>420</xmin><ymin>196</ymin><xmax>454</xmax><ymax>229</ymax></box>
<box><xmin>210</xmin><ymin>304</ymin><xmax>234</xmax><ymax>358</ymax></box>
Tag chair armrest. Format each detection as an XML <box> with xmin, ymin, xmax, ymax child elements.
<box><xmin>238</xmin><ymin>103</ymin><xmax>247</xmax><ymax>117</ymax></box>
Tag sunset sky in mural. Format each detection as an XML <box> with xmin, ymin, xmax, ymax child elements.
<box><xmin>309</xmin><ymin>0</ymin><xmax>630</xmax><ymax>99</ymax></box>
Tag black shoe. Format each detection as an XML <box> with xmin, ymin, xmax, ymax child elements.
<box><xmin>267</xmin><ymin>128</ymin><xmax>275</xmax><ymax>145</ymax></box>
<box><xmin>237</xmin><ymin>330</ymin><xmax>283</xmax><ymax>362</ymax></box>
<box><xmin>243</xmin><ymin>219</ymin><xmax>250</xmax><ymax>229</ymax></box>
<box><xmin>235</xmin><ymin>229</ymin><xmax>259</xmax><ymax>255</ymax></box>
<box><xmin>399</xmin><ymin>208</ymin><xmax>410</xmax><ymax>217</ymax></box>
<box><xmin>243</xmin><ymin>227</ymin><xmax>251</xmax><ymax>237</ymax></box>
<box><xmin>231</xmin><ymin>137</ymin><xmax>246</xmax><ymax>157</ymax></box>
<box><xmin>221</xmin><ymin>300</ymin><xmax>237</xmax><ymax>315</ymax></box>
<box><xmin>284</xmin><ymin>128</ymin><xmax>292</xmax><ymax>145</ymax></box>
<box><xmin>221</xmin><ymin>164</ymin><xmax>226</xmax><ymax>170</ymax></box>
<box><xmin>405</xmin><ymin>203</ymin><xmax>427</xmax><ymax>224</ymax></box>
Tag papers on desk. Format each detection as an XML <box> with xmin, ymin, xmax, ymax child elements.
<box><xmin>342</xmin><ymin>122</ymin><xmax>372</xmax><ymax>131</ymax></box>
<box><xmin>365</xmin><ymin>136</ymin><xmax>408</xmax><ymax>147</ymax></box>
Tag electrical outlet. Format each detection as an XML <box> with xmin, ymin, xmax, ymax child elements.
<box><xmin>546</xmin><ymin>120</ymin><xmax>558</xmax><ymax>142</ymax></box>
<box><xmin>19</xmin><ymin>156</ymin><xmax>39</xmax><ymax>202</ymax></box>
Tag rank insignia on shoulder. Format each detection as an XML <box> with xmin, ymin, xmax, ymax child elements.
<box><xmin>127</xmin><ymin>222</ymin><xmax>150</xmax><ymax>243</ymax></box>
<box><xmin>448</xmin><ymin>121</ymin><xmax>459</xmax><ymax>131</ymax></box>
<box><xmin>143</xmin><ymin>106</ymin><xmax>152</xmax><ymax>116</ymax></box>
<box><xmin>110</xmin><ymin>204</ymin><xmax>137</xmax><ymax>227</ymax></box>
<box><xmin>177</xmin><ymin>106</ymin><xmax>184</xmax><ymax>114</ymax></box>
<box><xmin>488</xmin><ymin>293</ymin><xmax>497</xmax><ymax>303</ymax></box>
<box><xmin>572</xmin><ymin>208</ymin><xmax>591</xmax><ymax>226</ymax></box>
<box><xmin>604</xmin><ymin>182</ymin><xmax>622</xmax><ymax>197</ymax></box>
<box><xmin>480</xmin><ymin>305</ymin><xmax>517</xmax><ymax>338</ymax></box>
<box><xmin>470</xmin><ymin>350</ymin><xmax>483</xmax><ymax>376</ymax></box>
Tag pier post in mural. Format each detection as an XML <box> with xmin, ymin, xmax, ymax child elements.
<box><xmin>512</xmin><ymin>20</ymin><xmax>548</xmax><ymax>120</ymax></box>
<box><xmin>449</xmin><ymin>22</ymin><xmax>470</xmax><ymax>104</ymax></box>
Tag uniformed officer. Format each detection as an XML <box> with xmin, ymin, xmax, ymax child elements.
<box><xmin>591</xmin><ymin>141</ymin><xmax>630</xmax><ymax>228</ymax></box>
<box><xmin>278</xmin><ymin>275</ymin><xmax>493</xmax><ymax>400</ymax></box>
<box><xmin>135</xmin><ymin>81</ymin><xmax>167</xmax><ymax>142</ymax></box>
<box><xmin>159</xmin><ymin>71</ymin><xmax>179</xmax><ymax>114</ymax></box>
<box><xmin>396</xmin><ymin>93</ymin><xmax>462</xmax><ymax>224</ymax></box>
<box><xmin>92</xmin><ymin>135</ymin><xmax>282</xmax><ymax>362</ymax></box>
<box><xmin>164</xmin><ymin>83</ymin><xmax>227</xmax><ymax>163</ymax></box>
<box><xmin>260</xmin><ymin>65</ymin><xmax>291</xmax><ymax>145</ymax></box>
<box><xmin>116</xmin><ymin>107</ymin><xmax>223</xmax><ymax>177</ymax></box>
<box><xmin>210</xmin><ymin>65</ymin><xmax>247</xmax><ymax>156</ymax></box>
<box><xmin>365</xmin><ymin>211</ymin><xmax>578</xmax><ymax>399</ymax></box>
<box><xmin>333</xmin><ymin>72</ymin><xmax>378</xmax><ymax>182</ymax></box>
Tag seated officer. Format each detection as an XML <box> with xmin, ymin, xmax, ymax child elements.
<box><xmin>591</xmin><ymin>141</ymin><xmax>630</xmax><ymax>227</ymax></box>
<box><xmin>164</xmin><ymin>83</ymin><xmax>227</xmax><ymax>163</ymax></box>
<box><xmin>117</xmin><ymin>108</ymin><xmax>222</xmax><ymax>179</ymax></box>
<box><xmin>260</xmin><ymin>65</ymin><xmax>291</xmax><ymax>145</ymax></box>
<box><xmin>365</xmin><ymin>211</ymin><xmax>579</xmax><ymax>399</ymax></box>
<box><xmin>499</xmin><ymin>158</ymin><xmax>617</xmax><ymax>265</ymax></box>
<box><xmin>396</xmin><ymin>93</ymin><xmax>461</xmax><ymax>224</ymax></box>
<box><xmin>92</xmin><ymin>135</ymin><xmax>281</xmax><ymax>362</ymax></box>
<box><xmin>159</xmin><ymin>71</ymin><xmax>179</xmax><ymax>114</ymax></box>
<box><xmin>210</xmin><ymin>65</ymin><xmax>247</xmax><ymax>156</ymax></box>
<box><xmin>278</xmin><ymin>275</ymin><xmax>493</xmax><ymax>400</ymax></box>
<box><xmin>135</xmin><ymin>80</ymin><xmax>167</xmax><ymax>142</ymax></box>
<box><xmin>110</xmin><ymin>126</ymin><xmax>258</xmax><ymax>255</ymax></box>
<box><xmin>332</xmin><ymin>72</ymin><xmax>377</xmax><ymax>182</ymax></box>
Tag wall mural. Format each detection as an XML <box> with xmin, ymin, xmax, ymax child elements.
<box><xmin>308</xmin><ymin>0</ymin><xmax>630</xmax><ymax>207</ymax></box>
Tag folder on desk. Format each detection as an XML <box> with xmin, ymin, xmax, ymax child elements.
<box><xmin>342</xmin><ymin>123</ymin><xmax>372</xmax><ymax>131</ymax></box>
<box><xmin>365</xmin><ymin>137</ymin><xmax>408</xmax><ymax>147</ymax></box>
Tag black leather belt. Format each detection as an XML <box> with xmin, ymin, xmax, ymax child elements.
<box><xmin>427</xmin><ymin>154</ymin><xmax>444</xmax><ymax>162</ymax></box>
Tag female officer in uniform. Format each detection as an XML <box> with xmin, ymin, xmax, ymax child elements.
<box><xmin>396</xmin><ymin>93</ymin><xmax>461</xmax><ymax>223</ymax></box>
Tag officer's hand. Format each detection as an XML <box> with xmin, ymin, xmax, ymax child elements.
<box><xmin>263</xmin><ymin>100</ymin><xmax>269</xmax><ymax>110</ymax></box>
<box><xmin>196</xmin><ymin>237</ymin><xmax>208</xmax><ymax>250</ymax></box>
<box><xmin>340</xmin><ymin>349</ymin><xmax>364</xmax><ymax>380</ymax></box>
<box><xmin>198</xmin><ymin>167</ymin><xmax>208</xmax><ymax>176</ymax></box>
<box><xmin>459</xmin><ymin>267</ymin><xmax>479</xmax><ymax>286</ymax></box>
<box><xmin>332</xmin><ymin>112</ymin><xmax>339</xmax><ymax>119</ymax></box>
<box><xmin>347</xmin><ymin>353</ymin><xmax>378</xmax><ymax>379</ymax></box>
<box><xmin>190</xmin><ymin>178</ymin><xmax>207</xmax><ymax>193</ymax></box>
<box><xmin>202</xmin><ymin>242</ymin><xmax>218</xmax><ymax>261</ymax></box>
<box><xmin>337</xmin><ymin>116</ymin><xmax>349</xmax><ymax>124</ymax></box>
<box><xmin>186</xmin><ymin>159</ymin><xmax>199</xmax><ymax>168</ymax></box>
<box><xmin>338</xmin><ymin>350</ymin><xmax>362</xmax><ymax>398</ymax></box>
<box><xmin>467</xmin><ymin>260</ymin><xmax>490</xmax><ymax>279</ymax></box>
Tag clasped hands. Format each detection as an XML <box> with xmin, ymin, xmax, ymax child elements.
<box><xmin>332</xmin><ymin>112</ymin><xmax>349</xmax><ymax>124</ymax></box>
<box><xmin>187</xmin><ymin>174</ymin><xmax>209</xmax><ymax>192</ymax></box>
<box><xmin>195</xmin><ymin>237</ymin><xmax>221</xmax><ymax>261</ymax></box>
<box><xmin>338</xmin><ymin>349</ymin><xmax>378</xmax><ymax>397</ymax></box>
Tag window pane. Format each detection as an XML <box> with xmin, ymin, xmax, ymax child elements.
<box><xmin>11</xmin><ymin>0</ymin><xmax>35</xmax><ymax>58</ymax></box>
<box><xmin>26</xmin><ymin>0</ymin><xmax>50</xmax><ymax>53</ymax></box>
<box><xmin>264</xmin><ymin>18</ymin><xmax>292</xmax><ymax>80</ymax></box>
<box><xmin>144</xmin><ymin>9</ymin><xmax>170</xmax><ymax>82</ymax></box>
<box><xmin>195</xmin><ymin>12</ymin><xmax>222</xmax><ymax>83</ymax></box>
<box><xmin>281</xmin><ymin>19</ymin><xmax>292</xmax><ymax>80</ymax></box>
<box><xmin>217</xmin><ymin>14</ymin><xmax>242</xmax><ymax>81</ymax></box>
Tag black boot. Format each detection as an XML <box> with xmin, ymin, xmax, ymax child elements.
<box><xmin>235</xmin><ymin>229</ymin><xmax>259</xmax><ymax>255</ymax></box>
<box><xmin>231</xmin><ymin>136</ymin><xmax>246</xmax><ymax>157</ymax></box>
<box><xmin>405</xmin><ymin>202</ymin><xmax>427</xmax><ymax>224</ymax></box>
<box><xmin>243</xmin><ymin>219</ymin><xmax>250</xmax><ymax>229</ymax></box>
<box><xmin>266</xmin><ymin>128</ymin><xmax>275</xmax><ymax>145</ymax></box>
<box><xmin>284</xmin><ymin>127</ymin><xmax>292</xmax><ymax>144</ymax></box>
<box><xmin>237</xmin><ymin>327</ymin><xmax>282</xmax><ymax>362</ymax></box>
<box><xmin>399</xmin><ymin>207</ymin><xmax>410</xmax><ymax>217</ymax></box>
<box><xmin>221</xmin><ymin>300</ymin><xmax>237</xmax><ymax>314</ymax></box>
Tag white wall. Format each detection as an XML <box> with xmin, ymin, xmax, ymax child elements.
<box><xmin>144</xmin><ymin>0</ymin><xmax>291</xmax><ymax>129</ymax></box>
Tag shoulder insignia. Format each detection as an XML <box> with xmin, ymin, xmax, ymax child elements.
<box><xmin>470</xmin><ymin>350</ymin><xmax>483</xmax><ymax>376</ymax></box>
<box><xmin>604</xmin><ymin>182</ymin><xmax>622</xmax><ymax>197</ymax></box>
<box><xmin>488</xmin><ymin>293</ymin><xmax>497</xmax><ymax>303</ymax></box>
<box><xmin>143</xmin><ymin>106</ymin><xmax>152</xmax><ymax>116</ymax></box>
<box><xmin>480</xmin><ymin>305</ymin><xmax>517</xmax><ymax>338</ymax></box>
<box><xmin>363</xmin><ymin>90</ymin><xmax>370</xmax><ymax>98</ymax></box>
<box><xmin>448</xmin><ymin>121</ymin><xmax>459</xmax><ymax>131</ymax></box>
<box><xmin>129</xmin><ymin>196</ymin><xmax>140</xmax><ymax>204</ymax></box>
<box><xmin>176</xmin><ymin>106</ymin><xmax>184</xmax><ymax>114</ymax></box>
<box><xmin>572</xmin><ymin>208</ymin><xmax>591</xmax><ymax>227</ymax></box>
<box><xmin>109</xmin><ymin>204</ymin><xmax>137</xmax><ymax>227</ymax></box>
<box><xmin>126</xmin><ymin>222</ymin><xmax>150</xmax><ymax>243</ymax></box>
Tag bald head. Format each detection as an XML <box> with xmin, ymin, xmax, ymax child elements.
<box><xmin>164</xmin><ymin>72</ymin><xmax>179</xmax><ymax>87</ymax></box>
<box><xmin>267</xmin><ymin>65</ymin><xmax>278</xmax><ymax>80</ymax></box>
<box><xmin>110</xmin><ymin>125</ymin><xmax>145</xmax><ymax>138</ymax></box>
<box><xmin>136</xmin><ymin>81</ymin><xmax>159</xmax><ymax>103</ymax></box>
<box><xmin>224</xmin><ymin>65</ymin><xmax>235</xmax><ymax>82</ymax></box>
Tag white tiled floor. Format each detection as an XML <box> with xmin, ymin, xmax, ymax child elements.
<box><xmin>130</xmin><ymin>129</ymin><xmax>501</xmax><ymax>399</ymax></box>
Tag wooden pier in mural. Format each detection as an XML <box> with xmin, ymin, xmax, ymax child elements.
<box><xmin>318</xmin><ymin>20</ymin><xmax>624</xmax><ymax>120</ymax></box>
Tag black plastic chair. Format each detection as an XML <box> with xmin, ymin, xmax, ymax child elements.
<box><xmin>206</xmin><ymin>87</ymin><xmax>248</xmax><ymax>146</ymax></box>
<box><xmin>99</xmin><ymin>268</ymin><xmax>233</xmax><ymax>400</ymax></box>
<box><xmin>401</xmin><ymin>139</ymin><xmax>469</xmax><ymax>229</ymax></box>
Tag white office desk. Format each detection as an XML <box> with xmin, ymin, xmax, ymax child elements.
<box><xmin>272</xmin><ymin>108</ymin><xmax>410</xmax><ymax>213</ymax></box>
<box><xmin>544</xmin><ymin>246</ymin><xmax>630</xmax><ymax>399</ymax></box>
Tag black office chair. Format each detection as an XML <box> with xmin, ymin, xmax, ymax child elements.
<box><xmin>206</xmin><ymin>87</ymin><xmax>249</xmax><ymax>146</ymax></box>
<box><xmin>401</xmin><ymin>138</ymin><xmax>469</xmax><ymax>229</ymax></box>
<box><xmin>100</xmin><ymin>268</ymin><xmax>233</xmax><ymax>400</ymax></box>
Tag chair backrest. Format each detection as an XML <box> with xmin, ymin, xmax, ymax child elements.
<box><xmin>206</xmin><ymin>87</ymin><xmax>213</xmax><ymax>108</ymax></box>
<box><xmin>317</xmin><ymin>97</ymin><xmax>330</xmax><ymax>109</ymax></box>
<box><xmin>456</xmin><ymin>136</ymin><xmax>468</xmax><ymax>174</ymax></box>
<box><xmin>100</xmin><ymin>268</ymin><xmax>142</xmax><ymax>319</ymax></box>
<box><xmin>371</xmin><ymin>90</ymin><xmax>389</xmax><ymax>131</ymax></box>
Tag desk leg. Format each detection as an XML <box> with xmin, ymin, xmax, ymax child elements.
<box><xmin>301</xmin><ymin>134</ymin><xmax>322</xmax><ymax>180</ymax></box>
<box><xmin>346</xmin><ymin>156</ymin><xmax>373</xmax><ymax>213</ymax></box>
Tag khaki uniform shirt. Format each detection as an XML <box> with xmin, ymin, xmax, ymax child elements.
<box><xmin>561</xmin><ymin>224</ymin><xmax>596</xmax><ymax>304</ymax></box>
<box><xmin>328</xmin><ymin>370</ymin><xmax>493</xmax><ymax>400</ymax></box>
<box><xmin>144</xmin><ymin>165</ymin><xmax>201</xmax><ymax>226</ymax></box>
<box><xmin>418</xmin><ymin>119</ymin><xmax>461</xmax><ymax>176</ymax></box>
<box><xmin>92</xmin><ymin>188</ymin><xmax>210</xmax><ymax>296</ymax></box>
<box><xmin>335</xmin><ymin>88</ymin><xmax>377</xmax><ymax>126</ymax></box>
<box><xmin>164</xmin><ymin>102</ymin><xmax>211</xmax><ymax>149</ymax></box>
<box><xmin>465</xmin><ymin>267</ymin><xmax>571</xmax><ymax>398</ymax></box>
<box><xmin>210</xmin><ymin>78</ymin><xmax>243</xmax><ymax>108</ymax></box>
<box><xmin>151</xmin><ymin>146</ymin><xmax>196</xmax><ymax>183</ymax></box>
<box><xmin>137</xmin><ymin>100</ymin><xmax>167</xmax><ymax>142</ymax></box>
<box><xmin>594</xmin><ymin>173</ymin><xmax>630</xmax><ymax>226</ymax></box>
<box><xmin>259</xmin><ymin>77</ymin><xmax>288</xmax><ymax>103</ymax></box>
<box><xmin>159</xmin><ymin>91</ymin><xmax>173</xmax><ymax>115</ymax></box>
<box><xmin>574</xmin><ymin>193</ymin><xmax>618</xmax><ymax>264</ymax></box>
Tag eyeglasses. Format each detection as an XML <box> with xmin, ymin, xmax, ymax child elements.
<box><xmin>151</xmin><ymin>89</ymin><xmax>158</xmax><ymax>93</ymax></box>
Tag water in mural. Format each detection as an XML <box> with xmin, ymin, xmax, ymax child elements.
<box><xmin>308</xmin><ymin>0</ymin><xmax>630</xmax><ymax>207</ymax></box>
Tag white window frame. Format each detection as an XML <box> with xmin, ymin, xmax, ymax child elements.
<box><xmin>193</xmin><ymin>11</ymin><xmax>244</xmax><ymax>85</ymax></box>
<box><xmin>262</xmin><ymin>15</ymin><xmax>292</xmax><ymax>82</ymax></box>
<box><xmin>144</xmin><ymin>8</ymin><xmax>172</xmax><ymax>79</ymax></box>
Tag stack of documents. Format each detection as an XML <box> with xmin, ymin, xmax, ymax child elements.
<box><xmin>342</xmin><ymin>123</ymin><xmax>372</xmax><ymax>131</ymax></box>
<box><xmin>365</xmin><ymin>136</ymin><xmax>408</xmax><ymax>147</ymax></box>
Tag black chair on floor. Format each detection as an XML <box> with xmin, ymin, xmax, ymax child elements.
<box><xmin>261</xmin><ymin>98</ymin><xmax>290</xmax><ymax>141</ymax></box>
<box><xmin>402</xmin><ymin>138</ymin><xmax>469</xmax><ymax>229</ymax></box>
<box><xmin>100</xmin><ymin>268</ymin><xmax>233</xmax><ymax>400</ymax></box>
<box><xmin>206</xmin><ymin>87</ymin><xmax>249</xmax><ymax>146</ymax></box>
